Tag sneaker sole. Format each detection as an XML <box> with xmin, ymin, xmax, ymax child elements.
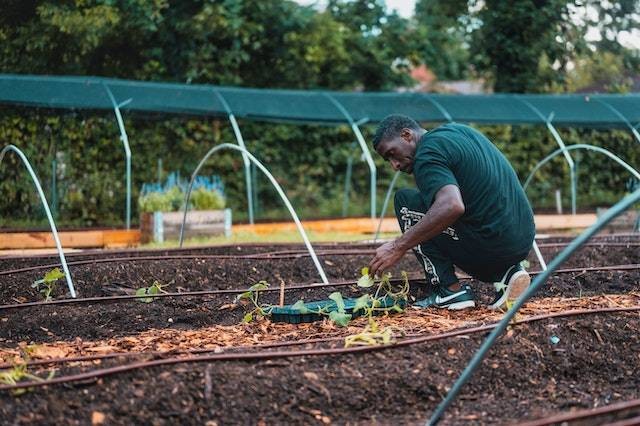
<box><xmin>489</xmin><ymin>270</ymin><xmax>531</xmax><ymax>310</ymax></box>
<box><xmin>445</xmin><ymin>300</ymin><xmax>476</xmax><ymax>310</ymax></box>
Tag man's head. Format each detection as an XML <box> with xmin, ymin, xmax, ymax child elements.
<box><xmin>372</xmin><ymin>114</ymin><xmax>424</xmax><ymax>174</ymax></box>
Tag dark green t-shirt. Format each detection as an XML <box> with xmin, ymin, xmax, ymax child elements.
<box><xmin>413</xmin><ymin>123</ymin><xmax>535</xmax><ymax>255</ymax></box>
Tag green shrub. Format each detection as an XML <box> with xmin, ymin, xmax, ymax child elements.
<box><xmin>191</xmin><ymin>187</ymin><xmax>225</xmax><ymax>210</ymax></box>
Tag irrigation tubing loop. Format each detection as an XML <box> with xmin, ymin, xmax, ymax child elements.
<box><xmin>0</xmin><ymin>145</ymin><xmax>76</xmax><ymax>298</ymax></box>
<box><xmin>426</xmin><ymin>186</ymin><xmax>640</xmax><ymax>426</ymax></box>
<box><xmin>178</xmin><ymin>143</ymin><xmax>329</xmax><ymax>284</ymax></box>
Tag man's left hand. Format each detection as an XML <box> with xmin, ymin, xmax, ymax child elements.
<box><xmin>368</xmin><ymin>240</ymin><xmax>406</xmax><ymax>278</ymax></box>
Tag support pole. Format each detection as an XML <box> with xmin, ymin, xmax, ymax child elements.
<box><xmin>523</xmin><ymin>144</ymin><xmax>640</xmax><ymax>190</ymax></box>
<box><xmin>423</xmin><ymin>95</ymin><xmax>453</xmax><ymax>122</ymax></box>
<box><xmin>324</xmin><ymin>94</ymin><xmax>377</xmax><ymax>219</ymax></box>
<box><xmin>1</xmin><ymin>145</ymin><xmax>76</xmax><ymax>298</ymax></box>
<box><xmin>213</xmin><ymin>91</ymin><xmax>254</xmax><ymax>224</ymax></box>
<box><xmin>519</xmin><ymin>99</ymin><xmax>577</xmax><ymax>215</ymax></box>
<box><xmin>426</xmin><ymin>186</ymin><xmax>640</xmax><ymax>425</ymax></box>
<box><xmin>179</xmin><ymin>143</ymin><xmax>329</xmax><ymax>284</ymax></box>
<box><xmin>103</xmin><ymin>84</ymin><xmax>132</xmax><ymax>230</ymax></box>
<box><xmin>594</xmin><ymin>98</ymin><xmax>640</xmax><ymax>145</ymax></box>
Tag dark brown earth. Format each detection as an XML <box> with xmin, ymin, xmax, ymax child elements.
<box><xmin>1</xmin><ymin>312</ymin><xmax>639</xmax><ymax>425</ymax></box>
<box><xmin>0</xmin><ymin>236</ymin><xmax>639</xmax><ymax>425</ymax></box>
<box><xmin>0</xmin><ymin>241</ymin><xmax>638</xmax><ymax>345</ymax></box>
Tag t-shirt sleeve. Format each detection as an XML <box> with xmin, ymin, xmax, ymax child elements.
<box><xmin>413</xmin><ymin>142</ymin><xmax>459</xmax><ymax>206</ymax></box>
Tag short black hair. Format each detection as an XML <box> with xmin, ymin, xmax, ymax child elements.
<box><xmin>372</xmin><ymin>114</ymin><xmax>421</xmax><ymax>149</ymax></box>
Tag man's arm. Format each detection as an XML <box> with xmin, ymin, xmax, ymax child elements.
<box><xmin>368</xmin><ymin>184</ymin><xmax>465</xmax><ymax>277</ymax></box>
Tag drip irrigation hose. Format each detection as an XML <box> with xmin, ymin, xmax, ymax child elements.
<box><xmin>0</xmin><ymin>249</ymin><xmax>380</xmax><ymax>277</ymax></box>
<box><xmin>1</xmin><ymin>305</ymin><xmax>638</xmax><ymax>392</ymax></box>
<box><xmin>519</xmin><ymin>397</ymin><xmax>640</xmax><ymax>426</ymax></box>
<box><xmin>426</xmin><ymin>187</ymin><xmax>640</xmax><ymax>426</ymax></box>
<box><xmin>2</xmin><ymin>234</ymin><xmax>638</xmax><ymax>266</ymax></box>
<box><xmin>0</xmin><ymin>264</ymin><xmax>638</xmax><ymax>312</ymax></box>
<box><xmin>3</xmin><ymin>240</ymin><xmax>638</xmax><ymax>277</ymax></box>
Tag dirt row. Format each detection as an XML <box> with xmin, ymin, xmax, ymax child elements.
<box><xmin>2</xmin><ymin>311</ymin><xmax>639</xmax><ymax>425</ymax></box>
<box><xmin>1</xmin><ymin>243</ymin><xmax>638</xmax><ymax>305</ymax></box>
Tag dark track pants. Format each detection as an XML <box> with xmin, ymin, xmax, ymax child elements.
<box><xmin>394</xmin><ymin>188</ymin><xmax>530</xmax><ymax>288</ymax></box>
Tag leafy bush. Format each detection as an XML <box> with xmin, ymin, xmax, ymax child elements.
<box><xmin>138</xmin><ymin>172</ymin><xmax>225</xmax><ymax>213</ymax></box>
<box><xmin>191</xmin><ymin>187</ymin><xmax>225</xmax><ymax>210</ymax></box>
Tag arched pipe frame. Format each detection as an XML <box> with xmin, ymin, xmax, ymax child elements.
<box><xmin>0</xmin><ymin>145</ymin><xmax>77</xmax><ymax>298</ymax></box>
<box><xmin>523</xmin><ymin>143</ymin><xmax>640</xmax><ymax>191</ymax></box>
<box><xmin>103</xmin><ymin>84</ymin><xmax>133</xmax><ymax>230</ymax></box>
<box><xmin>212</xmin><ymin>91</ymin><xmax>254</xmax><ymax>224</ymax></box>
<box><xmin>178</xmin><ymin>143</ymin><xmax>329</xmax><ymax>284</ymax></box>
<box><xmin>593</xmin><ymin>98</ymin><xmax>640</xmax><ymax>145</ymax></box>
<box><xmin>426</xmin><ymin>186</ymin><xmax>640</xmax><ymax>425</ymax></box>
<box><xmin>324</xmin><ymin>94</ymin><xmax>377</xmax><ymax>219</ymax></box>
<box><xmin>518</xmin><ymin>98</ymin><xmax>578</xmax><ymax>215</ymax></box>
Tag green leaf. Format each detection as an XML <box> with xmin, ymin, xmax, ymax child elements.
<box><xmin>249</xmin><ymin>281</ymin><xmax>269</xmax><ymax>292</ymax></box>
<box><xmin>353</xmin><ymin>295</ymin><xmax>371</xmax><ymax>314</ymax></box>
<box><xmin>235</xmin><ymin>291</ymin><xmax>253</xmax><ymax>302</ymax></box>
<box><xmin>242</xmin><ymin>312</ymin><xmax>253</xmax><ymax>323</ymax></box>
<box><xmin>391</xmin><ymin>304</ymin><xmax>404</xmax><ymax>313</ymax></box>
<box><xmin>361</xmin><ymin>267</ymin><xmax>369</xmax><ymax>276</ymax></box>
<box><xmin>357</xmin><ymin>274</ymin><xmax>375</xmax><ymax>288</ymax></box>
<box><xmin>291</xmin><ymin>300</ymin><xmax>310</xmax><ymax>314</ymax></box>
<box><xmin>43</xmin><ymin>268</ymin><xmax>64</xmax><ymax>283</ymax></box>
<box><xmin>135</xmin><ymin>287</ymin><xmax>153</xmax><ymax>303</ymax></box>
<box><xmin>328</xmin><ymin>311</ymin><xmax>351</xmax><ymax>327</ymax></box>
<box><xmin>328</xmin><ymin>292</ymin><xmax>346</xmax><ymax>313</ymax></box>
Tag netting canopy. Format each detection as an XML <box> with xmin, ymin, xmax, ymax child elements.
<box><xmin>1</xmin><ymin>74</ymin><xmax>639</xmax><ymax>128</ymax></box>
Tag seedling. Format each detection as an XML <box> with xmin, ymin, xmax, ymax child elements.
<box><xmin>235</xmin><ymin>281</ymin><xmax>273</xmax><ymax>323</ymax></box>
<box><xmin>0</xmin><ymin>363</ymin><xmax>55</xmax><ymax>396</ymax></box>
<box><xmin>344</xmin><ymin>268</ymin><xmax>410</xmax><ymax>347</ymax></box>
<box><xmin>135</xmin><ymin>281</ymin><xmax>169</xmax><ymax>303</ymax></box>
<box><xmin>31</xmin><ymin>268</ymin><xmax>65</xmax><ymax>301</ymax></box>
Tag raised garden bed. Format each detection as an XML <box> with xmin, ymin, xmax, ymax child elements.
<box><xmin>0</xmin><ymin>233</ymin><xmax>638</xmax><ymax>424</ymax></box>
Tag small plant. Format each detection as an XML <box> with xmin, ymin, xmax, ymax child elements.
<box><xmin>135</xmin><ymin>281</ymin><xmax>169</xmax><ymax>303</ymax></box>
<box><xmin>31</xmin><ymin>268</ymin><xmax>65</xmax><ymax>301</ymax></box>
<box><xmin>343</xmin><ymin>268</ymin><xmax>410</xmax><ymax>347</ymax></box>
<box><xmin>235</xmin><ymin>281</ymin><xmax>272</xmax><ymax>323</ymax></box>
<box><xmin>0</xmin><ymin>363</ymin><xmax>55</xmax><ymax>396</ymax></box>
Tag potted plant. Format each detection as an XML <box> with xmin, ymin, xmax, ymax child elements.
<box><xmin>139</xmin><ymin>173</ymin><xmax>231</xmax><ymax>243</ymax></box>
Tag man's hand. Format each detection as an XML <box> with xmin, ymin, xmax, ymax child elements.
<box><xmin>368</xmin><ymin>240</ymin><xmax>406</xmax><ymax>278</ymax></box>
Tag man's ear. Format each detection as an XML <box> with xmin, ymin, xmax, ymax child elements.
<box><xmin>400</xmin><ymin>128</ymin><xmax>413</xmax><ymax>143</ymax></box>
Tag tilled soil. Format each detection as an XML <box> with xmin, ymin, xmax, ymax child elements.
<box><xmin>1</xmin><ymin>312</ymin><xmax>639</xmax><ymax>425</ymax></box>
<box><xmin>0</xmin><ymin>236</ymin><xmax>639</xmax><ymax>425</ymax></box>
<box><xmin>0</xmin><ymin>241</ymin><xmax>638</xmax><ymax>304</ymax></box>
<box><xmin>0</xmin><ymin>241</ymin><xmax>638</xmax><ymax>345</ymax></box>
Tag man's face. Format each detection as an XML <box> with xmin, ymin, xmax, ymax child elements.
<box><xmin>375</xmin><ymin>129</ymin><xmax>417</xmax><ymax>174</ymax></box>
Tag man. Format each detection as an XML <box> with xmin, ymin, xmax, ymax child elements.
<box><xmin>368</xmin><ymin>115</ymin><xmax>535</xmax><ymax>310</ymax></box>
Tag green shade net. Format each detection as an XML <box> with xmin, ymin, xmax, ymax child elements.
<box><xmin>0</xmin><ymin>74</ymin><xmax>638</xmax><ymax>127</ymax></box>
